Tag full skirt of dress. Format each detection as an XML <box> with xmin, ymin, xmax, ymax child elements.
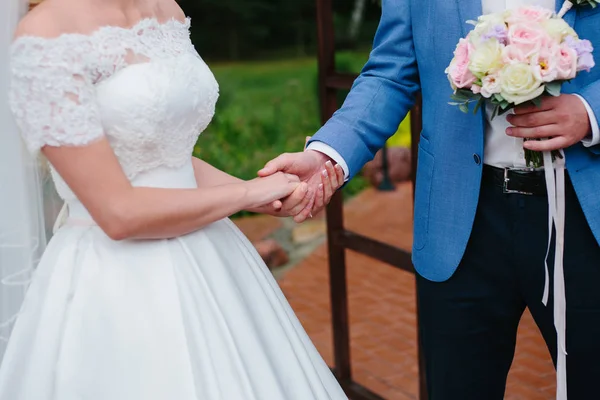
<box><xmin>0</xmin><ymin>218</ymin><xmax>347</xmax><ymax>400</ymax></box>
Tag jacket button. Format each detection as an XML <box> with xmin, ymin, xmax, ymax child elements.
<box><xmin>473</xmin><ymin>154</ymin><xmax>481</xmax><ymax>165</ymax></box>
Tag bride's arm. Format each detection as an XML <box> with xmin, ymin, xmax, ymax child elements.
<box><xmin>191</xmin><ymin>157</ymin><xmax>242</xmax><ymax>187</ymax></box>
<box><xmin>45</xmin><ymin>142</ymin><xmax>299</xmax><ymax>240</ymax></box>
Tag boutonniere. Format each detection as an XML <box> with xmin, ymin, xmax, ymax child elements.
<box><xmin>558</xmin><ymin>0</ymin><xmax>599</xmax><ymax>17</ymax></box>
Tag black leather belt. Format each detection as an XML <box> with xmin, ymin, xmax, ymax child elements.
<box><xmin>482</xmin><ymin>165</ymin><xmax>547</xmax><ymax>196</ymax></box>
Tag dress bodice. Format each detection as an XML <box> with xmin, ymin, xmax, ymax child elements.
<box><xmin>9</xmin><ymin>18</ymin><xmax>219</xmax><ymax>200</ymax></box>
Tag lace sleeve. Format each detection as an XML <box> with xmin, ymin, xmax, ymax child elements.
<box><xmin>9</xmin><ymin>38</ymin><xmax>104</xmax><ymax>154</ymax></box>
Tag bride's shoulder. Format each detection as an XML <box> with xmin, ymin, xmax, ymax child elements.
<box><xmin>14</xmin><ymin>0</ymin><xmax>79</xmax><ymax>41</ymax></box>
<box><xmin>167</xmin><ymin>4</ymin><xmax>187</xmax><ymax>24</ymax></box>
<box><xmin>11</xmin><ymin>1</ymin><xmax>100</xmax><ymax>71</ymax></box>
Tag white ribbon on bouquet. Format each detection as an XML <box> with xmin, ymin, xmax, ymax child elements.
<box><xmin>542</xmin><ymin>4</ymin><xmax>576</xmax><ymax>399</ymax></box>
<box><xmin>558</xmin><ymin>0</ymin><xmax>575</xmax><ymax>17</ymax></box>
<box><xmin>541</xmin><ymin>149</ymin><xmax>567</xmax><ymax>400</ymax></box>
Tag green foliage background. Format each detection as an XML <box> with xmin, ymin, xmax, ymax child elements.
<box><xmin>177</xmin><ymin>0</ymin><xmax>383</xmax><ymax>61</ymax></box>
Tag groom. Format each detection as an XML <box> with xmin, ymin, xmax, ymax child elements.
<box><xmin>260</xmin><ymin>0</ymin><xmax>600</xmax><ymax>398</ymax></box>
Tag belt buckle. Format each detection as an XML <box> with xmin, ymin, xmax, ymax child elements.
<box><xmin>503</xmin><ymin>167</ymin><xmax>534</xmax><ymax>196</ymax></box>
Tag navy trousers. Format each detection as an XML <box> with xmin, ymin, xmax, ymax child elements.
<box><xmin>417</xmin><ymin>172</ymin><xmax>600</xmax><ymax>400</ymax></box>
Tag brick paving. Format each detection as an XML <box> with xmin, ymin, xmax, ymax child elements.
<box><xmin>277</xmin><ymin>183</ymin><xmax>557</xmax><ymax>400</ymax></box>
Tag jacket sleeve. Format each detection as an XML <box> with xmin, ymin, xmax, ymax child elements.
<box><xmin>308</xmin><ymin>0</ymin><xmax>420</xmax><ymax>180</ymax></box>
<box><xmin>576</xmin><ymin>81</ymin><xmax>600</xmax><ymax>155</ymax></box>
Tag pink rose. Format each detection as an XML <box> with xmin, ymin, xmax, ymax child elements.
<box><xmin>481</xmin><ymin>74</ymin><xmax>501</xmax><ymax>98</ymax></box>
<box><xmin>502</xmin><ymin>45</ymin><xmax>528</xmax><ymax>64</ymax></box>
<box><xmin>508</xmin><ymin>23</ymin><xmax>552</xmax><ymax>57</ymax></box>
<box><xmin>531</xmin><ymin>45</ymin><xmax>560</xmax><ymax>82</ymax></box>
<box><xmin>446</xmin><ymin>38</ymin><xmax>477</xmax><ymax>89</ymax></box>
<box><xmin>556</xmin><ymin>45</ymin><xmax>578</xmax><ymax>80</ymax></box>
<box><xmin>506</xmin><ymin>6</ymin><xmax>553</xmax><ymax>25</ymax></box>
<box><xmin>472</xmin><ymin>84</ymin><xmax>482</xmax><ymax>94</ymax></box>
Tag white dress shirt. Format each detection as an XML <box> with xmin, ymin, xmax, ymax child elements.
<box><xmin>309</xmin><ymin>0</ymin><xmax>600</xmax><ymax>176</ymax></box>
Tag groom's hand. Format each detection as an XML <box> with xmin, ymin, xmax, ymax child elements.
<box><xmin>506</xmin><ymin>94</ymin><xmax>592</xmax><ymax>152</ymax></box>
<box><xmin>258</xmin><ymin>150</ymin><xmax>344</xmax><ymax>222</ymax></box>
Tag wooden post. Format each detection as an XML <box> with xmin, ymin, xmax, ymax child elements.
<box><xmin>316</xmin><ymin>0</ymin><xmax>426</xmax><ymax>398</ymax></box>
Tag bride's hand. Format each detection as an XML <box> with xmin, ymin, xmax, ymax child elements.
<box><xmin>244</xmin><ymin>173</ymin><xmax>301</xmax><ymax>209</ymax></box>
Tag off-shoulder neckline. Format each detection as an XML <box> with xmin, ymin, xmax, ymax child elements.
<box><xmin>12</xmin><ymin>16</ymin><xmax>191</xmax><ymax>46</ymax></box>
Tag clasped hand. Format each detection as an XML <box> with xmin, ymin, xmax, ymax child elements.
<box><xmin>254</xmin><ymin>147</ymin><xmax>344</xmax><ymax>222</ymax></box>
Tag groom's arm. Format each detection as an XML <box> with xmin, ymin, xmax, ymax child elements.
<box><xmin>307</xmin><ymin>0</ymin><xmax>420</xmax><ymax>181</ymax></box>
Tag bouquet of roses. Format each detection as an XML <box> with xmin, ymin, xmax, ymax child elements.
<box><xmin>445</xmin><ymin>5</ymin><xmax>595</xmax><ymax>167</ymax></box>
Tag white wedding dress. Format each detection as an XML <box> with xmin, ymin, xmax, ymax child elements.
<box><xmin>0</xmin><ymin>17</ymin><xmax>347</xmax><ymax>400</ymax></box>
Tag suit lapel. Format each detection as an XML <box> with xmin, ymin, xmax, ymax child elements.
<box><xmin>556</xmin><ymin>0</ymin><xmax>576</xmax><ymax>26</ymax></box>
<box><xmin>456</xmin><ymin>0</ymin><xmax>483</xmax><ymax>37</ymax></box>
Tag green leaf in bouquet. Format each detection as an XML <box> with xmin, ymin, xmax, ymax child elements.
<box><xmin>574</xmin><ymin>0</ymin><xmax>598</xmax><ymax>8</ymax></box>
<box><xmin>450</xmin><ymin>94</ymin><xmax>467</xmax><ymax>102</ymax></box>
<box><xmin>491</xmin><ymin>104</ymin><xmax>500</xmax><ymax>120</ymax></box>
<box><xmin>451</xmin><ymin>89</ymin><xmax>475</xmax><ymax>102</ymax></box>
<box><xmin>457</xmin><ymin>88</ymin><xmax>474</xmax><ymax>95</ymax></box>
<box><xmin>545</xmin><ymin>81</ymin><xmax>562</xmax><ymax>97</ymax></box>
<box><xmin>473</xmin><ymin>97</ymin><xmax>485</xmax><ymax>115</ymax></box>
<box><xmin>531</xmin><ymin>96</ymin><xmax>543</xmax><ymax>108</ymax></box>
<box><xmin>497</xmin><ymin>105</ymin><xmax>514</xmax><ymax>117</ymax></box>
<box><xmin>449</xmin><ymin>89</ymin><xmax>482</xmax><ymax>114</ymax></box>
<box><xmin>450</xmin><ymin>93</ymin><xmax>467</xmax><ymax>102</ymax></box>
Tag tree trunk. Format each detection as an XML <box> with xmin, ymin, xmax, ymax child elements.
<box><xmin>347</xmin><ymin>0</ymin><xmax>367</xmax><ymax>42</ymax></box>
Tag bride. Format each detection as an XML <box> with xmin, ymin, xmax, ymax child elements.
<box><xmin>0</xmin><ymin>0</ymin><xmax>348</xmax><ymax>398</ymax></box>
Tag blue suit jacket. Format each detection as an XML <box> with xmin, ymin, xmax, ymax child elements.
<box><xmin>310</xmin><ymin>0</ymin><xmax>600</xmax><ymax>282</ymax></box>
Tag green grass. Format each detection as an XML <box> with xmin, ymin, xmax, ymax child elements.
<box><xmin>194</xmin><ymin>51</ymin><xmax>411</xmax><ymax>217</ymax></box>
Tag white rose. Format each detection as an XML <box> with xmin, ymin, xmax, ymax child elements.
<box><xmin>481</xmin><ymin>74</ymin><xmax>501</xmax><ymax>98</ymax></box>
<box><xmin>469</xmin><ymin>13</ymin><xmax>506</xmax><ymax>42</ymax></box>
<box><xmin>477</xmin><ymin>13</ymin><xmax>506</xmax><ymax>31</ymax></box>
<box><xmin>542</xmin><ymin>18</ymin><xmax>577</xmax><ymax>42</ymax></box>
<box><xmin>499</xmin><ymin>63</ymin><xmax>545</xmax><ymax>105</ymax></box>
<box><xmin>468</xmin><ymin>39</ymin><xmax>504</xmax><ymax>78</ymax></box>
